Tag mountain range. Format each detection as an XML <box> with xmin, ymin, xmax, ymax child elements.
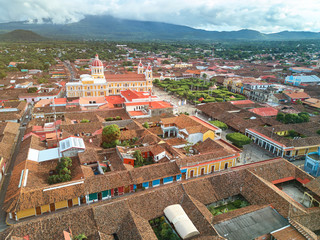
<box><xmin>0</xmin><ymin>15</ymin><xmax>320</xmax><ymax>41</ymax></box>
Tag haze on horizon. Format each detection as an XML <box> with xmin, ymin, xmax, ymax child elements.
<box><xmin>1</xmin><ymin>0</ymin><xmax>320</xmax><ymax>33</ymax></box>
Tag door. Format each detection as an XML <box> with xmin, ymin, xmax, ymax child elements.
<box><xmin>160</xmin><ymin>178</ymin><xmax>164</xmax><ymax>185</ymax></box>
<box><xmin>50</xmin><ymin>203</ymin><xmax>55</xmax><ymax>212</ymax></box>
<box><xmin>124</xmin><ymin>186</ymin><xmax>130</xmax><ymax>193</ymax></box>
<box><xmin>201</xmin><ymin>168</ymin><xmax>205</xmax><ymax>175</ymax></box>
<box><xmin>211</xmin><ymin>165</ymin><xmax>215</xmax><ymax>173</ymax></box>
<box><xmin>224</xmin><ymin>163</ymin><xmax>228</xmax><ymax>170</ymax></box>
<box><xmin>114</xmin><ymin>188</ymin><xmax>118</xmax><ymax>196</ymax></box>
<box><xmin>182</xmin><ymin>172</ymin><xmax>186</xmax><ymax>180</ymax></box>
<box><xmin>80</xmin><ymin>196</ymin><xmax>86</xmax><ymax>204</ymax></box>
<box><xmin>98</xmin><ymin>192</ymin><xmax>102</xmax><ymax>201</ymax></box>
<box><xmin>68</xmin><ymin>199</ymin><xmax>73</xmax><ymax>208</ymax></box>
<box><xmin>36</xmin><ymin>207</ymin><xmax>41</xmax><ymax>216</ymax></box>
<box><xmin>190</xmin><ymin>170</ymin><xmax>194</xmax><ymax>178</ymax></box>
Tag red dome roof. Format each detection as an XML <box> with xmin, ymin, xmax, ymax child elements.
<box><xmin>138</xmin><ymin>61</ymin><xmax>143</xmax><ymax>67</ymax></box>
<box><xmin>147</xmin><ymin>64</ymin><xmax>152</xmax><ymax>70</ymax></box>
<box><xmin>92</xmin><ymin>54</ymin><xmax>103</xmax><ymax>67</ymax></box>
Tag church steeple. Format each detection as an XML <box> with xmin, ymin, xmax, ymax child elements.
<box><xmin>145</xmin><ymin>63</ymin><xmax>153</xmax><ymax>80</ymax></box>
<box><xmin>138</xmin><ymin>59</ymin><xmax>144</xmax><ymax>74</ymax></box>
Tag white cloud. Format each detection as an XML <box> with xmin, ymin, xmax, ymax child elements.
<box><xmin>1</xmin><ymin>0</ymin><xmax>320</xmax><ymax>32</ymax></box>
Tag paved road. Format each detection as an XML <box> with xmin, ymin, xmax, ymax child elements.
<box><xmin>0</xmin><ymin>104</ymin><xmax>32</xmax><ymax>231</ymax></box>
<box><xmin>64</xmin><ymin>60</ymin><xmax>75</xmax><ymax>81</ymax></box>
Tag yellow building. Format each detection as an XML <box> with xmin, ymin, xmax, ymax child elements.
<box><xmin>66</xmin><ymin>56</ymin><xmax>153</xmax><ymax>97</ymax></box>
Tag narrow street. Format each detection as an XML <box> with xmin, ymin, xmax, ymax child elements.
<box><xmin>0</xmin><ymin>104</ymin><xmax>32</xmax><ymax>231</ymax></box>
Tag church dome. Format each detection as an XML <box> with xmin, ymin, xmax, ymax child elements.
<box><xmin>91</xmin><ymin>54</ymin><xmax>103</xmax><ymax>67</ymax></box>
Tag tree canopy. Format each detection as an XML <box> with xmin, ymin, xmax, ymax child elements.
<box><xmin>102</xmin><ymin>124</ymin><xmax>121</xmax><ymax>148</ymax></box>
<box><xmin>226</xmin><ymin>132</ymin><xmax>251</xmax><ymax>148</ymax></box>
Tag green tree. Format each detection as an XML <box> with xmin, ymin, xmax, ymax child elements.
<box><xmin>143</xmin><ymin>122</ymin><xmax>149</xmax><ymax>129</ymax></box>
<box><xmin>73</xmin><ymin>233</ymin><xmax>87</xmax><ymax>240</ymax></box>
<box><xmin>226</xmin><ymin>133</ymin><xmax>252</xmax><ymax>148</ymax></box>
<box><xmin>276</xmin><ymin>113</ymin><xmax>285</xmax><ymax>122</ymax></box>
<box><xmin>0</xmin><ymin>71</ymin><xmax>7</xmax><ymax>79</ymax></box>
<box><xmin>80</xmin><ymin>119</ymin><xmax>90</xmax><ymax>123</ymax></box>
<box><xmin>161</xmin><ymin>60</ymin><xmax>170</xmax><ymax>64</ymax></box>
<box><xmin>133</xmin><ymin>150</ymin><xmax>144</xmax><ymax>167</ymax></box>
<box><xmin>27</xmin><ymin>87</ymin><xmax>38</xmax><ymax>93</ymax></box>
<box><xmin>102</xmin><ymin>124</ymin><xmax>120</xmax><ymax>148</ymax></box>
<box><xmin>209</xmin><ymin>120</ymin><xmax>228</xmax><ymax>130</ymax></box>
<box><xmin>48</xmin><ymin>157</ymin><xmax>72</xmax><ymax>185</ymax></box>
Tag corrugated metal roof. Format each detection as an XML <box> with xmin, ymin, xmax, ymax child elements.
<box><xmin>214</xmin><ymin>206</ymin><xmax>289</xmax><ymax>240</ymax></box>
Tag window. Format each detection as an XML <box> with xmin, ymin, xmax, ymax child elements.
<box><xmin>200</xmin><ymin>168</ymin><xmax>205</xmax><ymax>175</ymax></box>
<box><xmin>100</xmin><ymin>92</ymin><xmax>104</xmax><ymax>96</ymax></box>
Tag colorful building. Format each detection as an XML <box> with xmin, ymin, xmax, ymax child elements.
<box><xmin>66</xmin><ymin>56</ymin><xmax>153</xmax><ymax>97</ymax></box>
<box><xmin>304</xmin><ymin>147</ymin><xmax>320</xmax><ymax>177</ymax></box>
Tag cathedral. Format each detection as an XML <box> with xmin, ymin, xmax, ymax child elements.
<box><xmin>66</xmin><ymin>54</ymin><xmax>153</xmax><ymax>97</ymax></box>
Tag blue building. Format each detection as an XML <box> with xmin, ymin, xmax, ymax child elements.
<box><xmin>285</xmin><ymin>75</ymin><xmax>320</xmax><ymax>86</ymax></box>
<box><xmin>304</xmin><ymin>147</ymin><xmax>320</xmax><ymax>177</ymax></box>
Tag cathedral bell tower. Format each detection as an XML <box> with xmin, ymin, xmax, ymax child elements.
<box><xmin>145</xmin><ymin>63</ymin><xmax>153</xmax><ymax>80</ymax></box>
<box><xmin>138</xmin><ymin>60</ymin><xmax>144</xmax><ymax>74</ymax></box>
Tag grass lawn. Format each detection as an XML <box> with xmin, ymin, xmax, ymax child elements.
<box><xmin>208</xmin><ymin>199</ymin><xmax>250</xmax><ymax>216</ymax></box>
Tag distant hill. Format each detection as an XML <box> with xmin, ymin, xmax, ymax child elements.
<box><xmin>0</xmin><ymin>29</ymin><xmax>48</xmax><ymax>41</ymax></box>
<box><xmin>0</xmin><ymin>16</ymin><xmax>319</xmax><ymax>41</ymax></box>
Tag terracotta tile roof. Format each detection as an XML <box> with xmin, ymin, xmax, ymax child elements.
<box><xmin>129</xmin><ymin>162</ymin><xmax>180</xmax><ymax>184</ymax></box>
<box><xmin>248</xmin><ymin>107</ymin><xmax>278</xmax><ymax>117</ymax></box>
<box><xmin>1</xmin><ymin>158</ymin><xmax>317</xmax><ymax>239</ymax></box>
<box><xmin>105</xmin><ymin>73</ymin><xmax>146</xmax><ymax>82</ymax></box>
<box><xmin>284</xmin><ymin>91</ymin><xmax>310</xmax><ymax>99</ymax></box>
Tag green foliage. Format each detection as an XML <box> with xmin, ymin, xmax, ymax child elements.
<box><xmin>226</xmin><ymin>132</ymin><xmax>252</xmax><ymax>148</ymax></box>
<box><xmin>73</xmin><ymin>233</ymin><xmax>87</xmax><ymax>240</ymax></box>
<box><xmin>48</xmin><ymin>157</ymin><xmax>72</xmax><ymax>185</ymax></box>
<box><xmin>133</xmin><ymin>150</ymin><xmax>144</xmax><ymax>166</ymax></box>
<box><xmin>207</xmin><ymin>198</ymin><xmax>250</xmax><ymax>216</ymax></box>
<box><xmin>115</xmin><ymin>116</ymin><xmax>121</xmax><ymax>120</ymax></box>
<box><xmin>317</xmin><ymin>129</ymin><xmax>320</xmax><ymax>135</ymax></box>
<box><xmin>27</xmin><ymin>87</ymin><xmax>38</xmax><ymax>93</ymax></box>
<box><xmin>122</xmin><ymin>61</ymin><xmax>133</xmax><ymax>66</ymax></box>
<box><xmin>161</xmin><ymin>60</ymin><xmax>170</xmax><ymax>64</ymax></box>
<box><xmin>150</xmin><ymin>217</ymin><xmax>179</xmax><ymax>240</ymax></box>
<box><xmin>105</xmin><ymin>117</ymin><xmax>114</xmax><ymax>121</ymax></box>
<box><xmin>102</xmin><ymin>124</ymin><xmax>120</xmax><ymax>148</ymax></box>
<box><xmin>0</xmin><ymin>71</ymin><xmax>7</xmax><ymax>79</ymax></box>
<box><xmin>134</xmin><ymin>151</ymin><xmax>153</xmax><ymax>167</ymax></box>
<box><xmin>143</xmin><ymin>122</ymin><xmax>149</xmax><ymax>129</ymax></box>
<box><xmin>38</xmin><ymin>77</ymin><xmax>48</xmax><ymax>84</ymax></box>
<box><xmin>209</xmin><ymin>120</ymin><xmax>228</xmax><ymax>130</ymax></box>
<box><xmin>80</xmin><ymin>119</ymin><xmax>90</xmax><ymax>123</ymax></box>
<box><xmin>277</xmin><ymin>112</ymin><xmax>310</xmax><ymax>124</ymax></box>
<box><xmin>313</xmin><ymin>111</ymin><xmax>319</xmax><ymax>115</ymax></box>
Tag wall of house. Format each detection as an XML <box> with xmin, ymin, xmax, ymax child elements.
<box><xmin>154</xmin><ymin>151</ymin><xmax>166</xmax><ymax>161</ymax></box>
<box><xmin>187</xmin><ymin>133</ymin><xmax>203</xmax><ymax>144</ymax></box>
<box><xmin>203</xmin><ymin>130</ymin><xmax>215</xmax><ymax>141</ymax></box>
<box><xmin>123</xmin><ymin>158</ymin><xmax>135</xmax><ymax>167</ymax></box>
<box><xmin>184</xmin><ymin>157</ymin><xmax>236</xmax><ymax>179</ymax></box>
<box><xmin>16</xmin><ymin>208</ymin><xmax>36</xmax><ymax>220</ymax></box>
<box><xmin>62</xmin><ymin>148</ymin><xmax>84</xmax><ymax>158</ymax></box>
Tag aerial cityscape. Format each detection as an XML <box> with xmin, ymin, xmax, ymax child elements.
<box><xmin>0</xmin><ymin>1</ymin><xmax>320</xmax><ymax>240</ymax></box>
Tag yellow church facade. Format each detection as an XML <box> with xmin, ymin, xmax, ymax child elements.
<box><xmin>66</xmin><ymin>55</ymin><xmax>153</xmax><ymax>97</ymax></box>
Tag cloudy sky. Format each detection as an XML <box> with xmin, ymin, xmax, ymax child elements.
<box><xmin>1</xmin><ymin>0</ymin><xmax>320</xmax><ymax>33</ymax></box>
